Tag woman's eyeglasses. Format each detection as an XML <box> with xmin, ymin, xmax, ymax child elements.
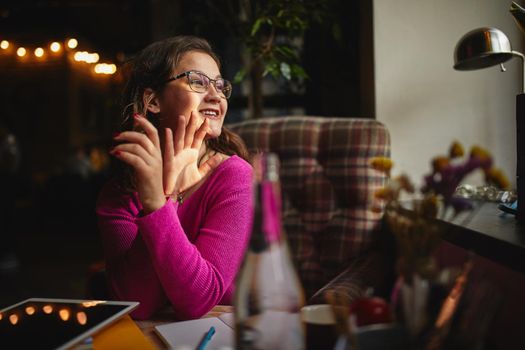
<box><xmin>163</xmin><ymin>71</ymin><xmax>232</xmax><ymax>99</ymax></box>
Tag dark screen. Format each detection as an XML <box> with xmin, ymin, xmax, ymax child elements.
<box><xmin>0</xmin><ymin>300</ymin><xmax>133</xmax><ymax>349</ymax></box>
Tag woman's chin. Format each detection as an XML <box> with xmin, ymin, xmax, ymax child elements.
<box><xmin>205</xmin><ymin>127</ymin><xmax>222</xmax><ymax>139</ymax></box>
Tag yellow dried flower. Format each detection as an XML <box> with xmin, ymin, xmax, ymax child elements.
<box><xmin>485</xmin><ymin>167</ymin><xmax>511</xmax><ymax>190</ymax></box>
<box><xmin>370</xmin><ymin>157</ymin><xmax>393</xmax><ymax>175</ymax></box>
<box><xmin>395</xmin><ymin>174</ymin><xmax>415</xmax><ymax>193</ymax></box>
<box><xmin>371</xmin><ymin>204</ymin><xmax>384</xmax><ymax>214</ymax></box>
<box><xmin>374</xmin><ymin>187</ymin><xmax>395</xmax><ymax>201</ymax></box>
<box><xmin>449</xmin><ymin>141</ymin><xmax>464</xmax><ymax>158</ymax></box>
<box><xmin>432</xmin><ymin>156</ymin><xmax>450</xmax><ymax>173</ymax></box>
<box><xmin>470</xmin><ymin>145</ymin><xmax>492</xmax><ymax>161</ymax></box>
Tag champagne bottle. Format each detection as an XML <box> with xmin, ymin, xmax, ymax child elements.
<box><xmin>235</xmin><ymin>153</ymin><xmax>306</xmax><ymax>350</ymax></box>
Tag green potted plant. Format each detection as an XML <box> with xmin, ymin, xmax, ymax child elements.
<box><xmin>202</xmin><ymin>0</ymin><xmax>332</xmax><ymax>118</ymax></box>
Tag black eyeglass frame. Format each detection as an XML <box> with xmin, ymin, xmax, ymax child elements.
<box><xmin>163</xmin><ymin>70</ymin><xmax>232</xmax><ymax>99</ymax></box>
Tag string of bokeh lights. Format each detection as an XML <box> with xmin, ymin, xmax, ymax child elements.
<box><xmin>0</xmin><ymin>37</ymin><xmax>117</xmax><ymax>75</ymax></box>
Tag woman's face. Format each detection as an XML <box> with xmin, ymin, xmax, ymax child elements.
<box><xmin>155</xmin><ymin>51</ymin><xmax>228</xmax><ymax>139</ymax></box>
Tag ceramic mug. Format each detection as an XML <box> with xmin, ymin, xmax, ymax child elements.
<box><xmin>301</xmin><ymin>304</ymin><xmax>339</xmax><ymax>350</ymax></box>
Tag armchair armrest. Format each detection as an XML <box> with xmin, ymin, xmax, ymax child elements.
<box><xmin>309</xmin><ymin>246</ymin><xmax>396</xmax><ymax>305</ymax></box>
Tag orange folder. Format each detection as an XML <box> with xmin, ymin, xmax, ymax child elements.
<box><xmin>93</xmin><ymin>315</ymin><xmax>155</xmax><ymax>350</ymax></box>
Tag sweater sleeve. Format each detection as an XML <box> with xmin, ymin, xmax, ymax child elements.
<box><xmin>96</xmin><ymin>184</ymin><xmax>169</xmax><ymax>319</ymax></box>
<box><xmin>96</xmin><ymin>158</ymin><xmax>253</xmax><ymax>320</ymax></box>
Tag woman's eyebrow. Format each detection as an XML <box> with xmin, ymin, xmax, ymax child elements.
<box><xmin>192</xmin><ymin>70</ymin><xmax>223</xmax><ymax>79</ymax></box>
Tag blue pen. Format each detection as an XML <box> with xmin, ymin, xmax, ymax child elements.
<box><xmin>196</xmin><ymin>326</ymin><xmax>216</xmax><ymax>350</ymax></box>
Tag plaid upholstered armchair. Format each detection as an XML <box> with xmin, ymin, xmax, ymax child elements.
<box><xmin>228</xmin><ymin>116</ymin><xmax>392</xmax><ymax>303</ymax></box>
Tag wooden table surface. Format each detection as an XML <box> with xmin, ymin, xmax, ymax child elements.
<box><xmin>135</xmin><ymin>305</ymin><xmax>234</xmax><ymax>349</ymax></box>
<box><xmin>441</xmin><ymin>201</ymin><xmax>525</xmax><ymax>274</ymax></box>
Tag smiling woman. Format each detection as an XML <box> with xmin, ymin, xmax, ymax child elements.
<box><xmin>95</xmin><ymin>36</ymin><xmax>253</xmax><ymax>320</ymax></box>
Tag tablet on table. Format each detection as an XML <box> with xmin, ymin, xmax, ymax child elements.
<box><xmin>0</xmin><ymin>298</ymin><xmax>139</xmax><ymax>350</ymax></box>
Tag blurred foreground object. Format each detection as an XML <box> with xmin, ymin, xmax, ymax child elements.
<box><xmin>370</xmin><ymin>141</ymin><xmax>508</xmax><ymax>348</ymax></box>
<box><xmin>234</xmin><ymin>153</ymin><xmax>305</xmax><ymax>350</ymax></box>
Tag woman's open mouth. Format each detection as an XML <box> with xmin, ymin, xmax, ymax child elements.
<box><xmin>200</xmin><ymin>109</ymin><xmax>220</xmax><ymax>120</ymax></box>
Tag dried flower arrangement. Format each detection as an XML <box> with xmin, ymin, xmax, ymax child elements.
<box><xmin>367</xmin><ymin>141</ymin><xmax>510</xmax><ymax>345</ymax></box>
<box><xmin>370</xmin><ymin>141</ymin><xmax>509</xmax><ymax>281</ymax></box>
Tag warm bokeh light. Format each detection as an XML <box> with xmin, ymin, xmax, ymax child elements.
<box><xmin>50</xmin><ymin>42</ymin><xmax>61</xmax><ymax>52</ymax></box>
<box><xmin>34</xmin><ymin>47</ymin><xmax>44</xmax><ymax>57</ymax></box>
<box><xmin>0</xmin><ymin>37</ymin><xmax>116</xmax><ymax>70</ymax></box>
<box><xmin>76</xmin><ymin>311</ymin><xmax>87</xmax><ymax>325</ymax></box>
<box><xmin>59</xmin><ymin>309</ymin><xmax>70</xmax><ymax>321</ymax></box>
<box><xmin>25</xmin><ymin>306</ymin><xmax>36</xmax><ymax>315</ymax></box>
<box><xmin>81</xmin><ymin>301</ymin><xmax>104</xmax><ymax>308</ymax></box>
<box><xmin>73</xmin><ymin>51</ymin><xmax>82</xmax><ymax>61</ymax></box>
<box><xmin>67</xmin><ymin>38</ymin><xmax>78</xmax><ymax>49</ymax></box>
<box><xmin>16</xmin><ymin>47</ymin><xmax>26</xmax><ymax>57</ymax></box>
<box><xmin>74</xmin><ymin>51</ymin><xmax>99</xmax><ymax>63</ymax></box>
<box><xmin>0</xmin><ymin>313</ymin><xmax>3</xmax><ymax>321</ymax></box>
<box><xmin>43</xmin><ymin>305</ymin><xmax>53</xmax><ymax>314</ymax></box>
<box><xmin>94</xmin><ymin>63</ymin><xmax>117</xmax><ymax>75</ymax></box>
<box><xmin>9</xmin><ymin>314</ymin><xmax>18</xmax><ymax>325</ymax></box>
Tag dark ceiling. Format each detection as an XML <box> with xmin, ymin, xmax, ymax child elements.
<box><xmin>0</xmin><ymin>0</ymin><xmax>152</xmax><ymax>60</ymax></box>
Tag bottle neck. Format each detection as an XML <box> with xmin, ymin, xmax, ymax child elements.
<box><xmin>261</xmin><ymin>182</ymin><xmax>281</xmax><ymax>244</ymax></box>
<box><xmin>249</xmin><ymin>152</ymin><xmax>283</xmax><ymax>251</ymax></box>
<box><xmin>249</xmin><ymin>179</ymin><xmax>283</xmax><ymax>252</ymax></box>
<box><xmin>249</xmin><ymin>184</ymin><xmax>268</xmax><ymax>253</ymax></box>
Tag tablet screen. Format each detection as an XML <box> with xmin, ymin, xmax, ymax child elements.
<box><xmin>0</xmin><ymin>298</ymin><xmax>139</xmax><ymax>350</ymax></box>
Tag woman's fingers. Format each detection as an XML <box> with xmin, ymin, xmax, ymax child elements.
<box><xmin>192</xmin><ymin>118</ymin><xmax>209</xmax><ymax>149</ymax></box>
<box><xmin>110</xmin><ymin>149</ymin><xmax>148</xmax><ymax>170</ymax></box>
<box><xmin>112</xmin><ymin>143</ymin><xmax>153</xmax><ymax>165</ymax></box>
<box><xmin>174</xmin><ymin>115</ymin><xmax>185</xmax><ymax>154</ymax></box>
<box><xmin>163</xmin><ymin>128</ymin><xmax>175</xmax><ymax>195</ymax></box>
<box><xmin>163</xmin><ymin>127</ymin><xmax>174</xmax><ymax>161</ymax></box>
<box><xmin>114</xmin><ymin>131</ymin><xmax>156</xmax><ymax>155</ymax></box>
<box><xmin>198</xmin><ymin>153</ymin><xmax>222</xmax><ymax>177</ymax></box>
<box><xmin>133</xmin><ymin>114</ymin><xmax>161</xmax><ymax>150</ymax></box>
<box><xmin>184</xmin><ymin>111</ymin><xmax>200</xmax><ymax>148</ymax></box>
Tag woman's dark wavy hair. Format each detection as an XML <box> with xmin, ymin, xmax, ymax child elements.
<box><xmin>116</xmin><ymin>35</ymin><xmax>249</xmax><ymax>190</ymax></box>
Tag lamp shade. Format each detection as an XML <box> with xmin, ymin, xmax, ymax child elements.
<box><xmin>454</xmin><ymin>27</ymin><xmax>515</xmax><ymax>70</ymax></box>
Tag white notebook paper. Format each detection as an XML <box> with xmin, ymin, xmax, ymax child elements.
<box><xmin>155</xmin><ymin>313</ymin><xmax>234</xmax><ymax>350</ymax></box>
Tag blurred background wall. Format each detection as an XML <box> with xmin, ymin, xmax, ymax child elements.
<box><xmin>374</xmin><ymin>0</ymin><xmax>523</xmax><ymax>188</ymax></box>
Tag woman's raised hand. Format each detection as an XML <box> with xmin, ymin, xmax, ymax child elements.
<box><xmin>111</xmin><ymin>111</ymin><xmax>222</xmax><ymax>213</ymax></box>
<box><xmin>163</xmin><ymin>110</ymin><xmax>222</xmax><ymax>197</ymax></box>
<box><xmin>111</xmin><ymin>114</ymin><xmax>165</xmax><ymax>213</ymax></box>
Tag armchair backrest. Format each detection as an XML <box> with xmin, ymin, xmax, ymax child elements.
<box><xmin>228</xmin><ymin>116</ymin><xmax>391</xmax><ymax>297</ymax></box>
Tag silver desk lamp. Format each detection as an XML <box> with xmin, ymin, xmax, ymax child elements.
<box><xmin>453</xmin><ymin>26</ymin><xmax>525</xmax><ymax>221</ymax></box>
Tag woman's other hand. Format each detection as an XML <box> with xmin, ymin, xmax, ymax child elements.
<box><xmin>111</xmin><ymin>114</ymin><xmax>166</xmax><ymax>213</ymax></box>
<box><xmin>163</xmin><ymin>110</ymin><xmax>222</xmax><ymax>197</ymax></box>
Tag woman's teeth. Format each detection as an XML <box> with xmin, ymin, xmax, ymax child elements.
<box><xmin>201</xmin><ymin>110</ymin><xmax>218</xmax><ymax>118</ymax></box>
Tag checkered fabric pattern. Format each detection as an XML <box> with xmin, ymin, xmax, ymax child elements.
<box><xmin>228</xmin><ymin>116</ymin><xmax>391</xmax><ymax>298</ymax></box>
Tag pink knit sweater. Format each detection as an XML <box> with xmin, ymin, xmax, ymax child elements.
<box><xmin>96</xmin><ymin>156</ymin><xmax>253</xmax><ymax>320</ymax></box>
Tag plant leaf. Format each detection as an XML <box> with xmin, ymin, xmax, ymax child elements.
<box><xmin>233</xmin><ymin>68</ymin><xmax>247</xmax><ymax>84</ymax></box>
<box><xmin>280</xmin><ymin>62</ymin><xmax>291</xmax><ymax>80</ymax></box>
<box><xmin>251</xmin><ymin>18</ymin><xmax>264</xmax><ymax>36</ymax></box>
<box><xmin>263</xmin><ymin>60</ymin><xmax>280</xmax><ymax>78</ymax></box>
<box><xmin>274</xmin><ymin>45</ymin><xmax>297</xmax><ymax>60</ymax></box>
<box><xmin>290</xmin><ymin>64</ymin><xmax>309</xmax><ymax>79</ymax></box>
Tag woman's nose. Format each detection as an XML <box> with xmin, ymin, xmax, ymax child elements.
<box><xmin>205</xmin><ymin>83</ymin><xmax>222</xmax><ymax>102</ymax></box>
